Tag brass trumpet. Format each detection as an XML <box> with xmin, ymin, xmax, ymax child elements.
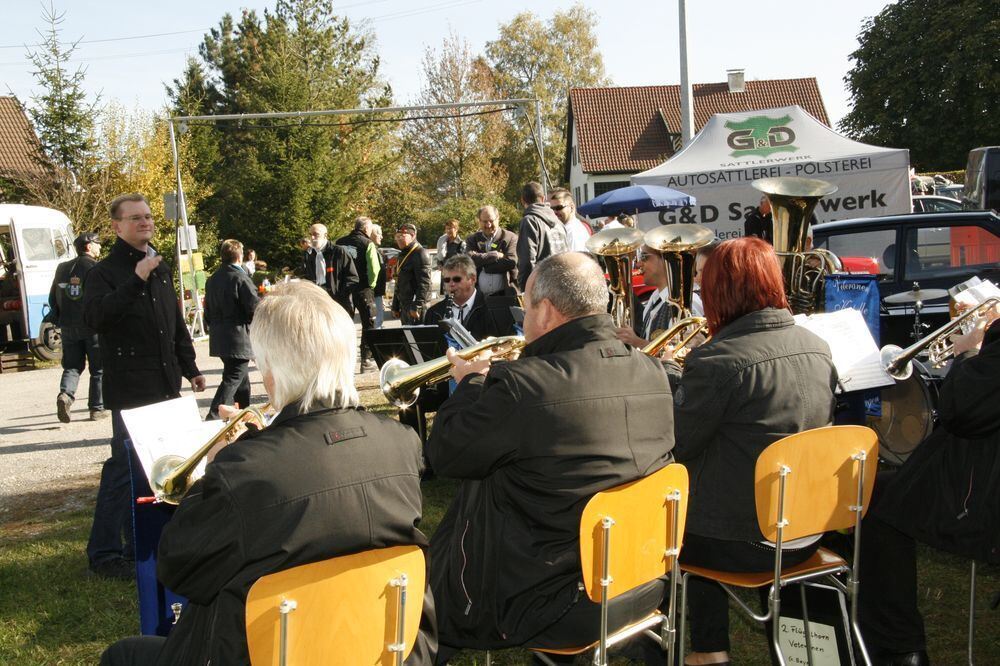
<box><xmin>881</xmin><ymin>297</ymin><xmax>1000</xmax><ymax>380</ymax></box>
<box><xmin>586</xmin><ymin>226</ymin><xmax>645</xmax><ymax>329</ymax></box>
<box><xmin>150</xmin><ymin>404</ymin><xmax>270</xmax><ymax>504</ymax></box>
<box><xmin>752</xmin><ymin>177</ymin><xmax>841</xmax><ymax>315</ymax></box>
<box><xmin>642</xmin><ymin>316</ymin><xmax>708</xmax><ymax>363</ymax></box>
<box><xmin>380</xmin><ymin>335</ymin><xmax>525</xmax><ymax>408</ymax></box>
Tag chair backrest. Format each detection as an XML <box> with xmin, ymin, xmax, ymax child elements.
<box><xmin>754</xmin><ymin>425</ymin><xmax>878</xmax><ymax>542</ymax></box>
<box><xmin>578</xmin><ymin>463</ymin><xmax>689</xmax><ymax>603</ymax></box>
<box><xmin>245</xmin><ymin>545</ymin><xmax>425</xmax><ymax>666</ymax></box>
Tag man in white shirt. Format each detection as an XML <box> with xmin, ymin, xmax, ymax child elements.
<box><xmin>614</xmin><ymin>244</ymin><xmax>673</xmax><ymax>347</ymax></box>
<box><xmin>548</xmin><ymin>187</ymin><xmax>592</xmax><ymax>252</ymax></box>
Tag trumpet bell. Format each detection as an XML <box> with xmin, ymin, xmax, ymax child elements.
<box><xmin>381</xmin><ymin>358</ymin><xmax>419</xmax><ymax>408</ymax></box>
<box><xmin>150</xmin><ymin>454</ymin><xmax>188</xmax><ymax>504</ymax></box>
<box><xmin>585</xmin><ymin>227</ymin><xmax>644</xmax><ymax>256</ymax></box>
<box><xmin>643</xmin><ymin>224</ymin><xmax>715</xmax><ymax>253</ymax></box>
<box><xmin>880</xmin><ymin>344</ymin><xmax>912</xmax><ymax>380</ymax></box>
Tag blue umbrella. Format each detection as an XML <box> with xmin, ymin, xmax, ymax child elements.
<box><xmin>577</xmin><ymin>184</ymin><xmax>696</xmax><ymax>217</ymax></box>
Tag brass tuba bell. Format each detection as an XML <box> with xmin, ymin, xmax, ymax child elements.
<box><xmin>585</xmin><ymin>226</ymin><xmax>645</xmax><ymax>329</ymax></box>
<box><xmin>751</xmin><ymin>177</ymin><xmax>842</xmax><ymax>314</ymax></box>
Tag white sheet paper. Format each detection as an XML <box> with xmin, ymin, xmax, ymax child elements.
<box><xmin>121</xmin><ymin>396</ymin><xmax>221</xmax><ymax>486</ymax></box>
<box><xmin>794</xmin><ymin>308</ymin><xmax>896</xmax><ymax>392</ymax></box>
<box><xmin>954</xmin><ymin>279</ymin><xmax>1000</xmax><ymax>307</ymax></box>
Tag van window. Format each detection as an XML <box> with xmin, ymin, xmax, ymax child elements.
<box><xmin>904</xmin><ymin>225</ymin><xmax>1000</xmax><ymax>280</ymax></box>
<box><xmin>814</xmin><ymin>228</ymin><xmax>896</xmax><ymax>278</ymax></box>
<box><xmin>22</xmin><ymin>227</ymin><xmax>59</xmax><ymax>261</ymax></box>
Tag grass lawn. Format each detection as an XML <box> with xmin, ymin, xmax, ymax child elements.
<box><xmin>2</xmin><ymin>389</ymin><xmax>997</xmax><ymax>664</ymax></box>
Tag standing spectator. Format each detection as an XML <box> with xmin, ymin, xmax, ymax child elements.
<box><xmin>516</xmin><ymin>181</ymin><xmax>568</xmax><ymax>291</ymax></box>
<box><xmin>743</xmin><ymin>195</ymin><xmax>773</xmax><ymax>244</ymax></box>
<box><xmin>435</xmin><ymin>218</ymin><xmax>466</xmax><ymax>292</ymax></box>
<box><xmin>548</xmin><ymin>188</ymin><xmax>592</xmax><ymax>252</ymax></box>
<box><xmin>83</xmin><ymin>193</ymin><xmax>205</xmax><ymax>580</ymax></box>
<box><xmin>303</xmin><ymin>223</ymin><xmax>358</xmax><ymax>315</ymax></box>
<box><xmin>465</xmin><ymin>205</ymin><xmax>518</xmax><ymax>297</ymax></box>
<box><xmin>50</xmin><ymin>232</ymin><xmax>106</xmax><ymax>422</ymax></box>
<box><xmin>242</xmin><ymin>248</ymin><xmax>257</xmax><ymax>276</ymax></box>
<box><xmin>204</xmin><ymin>239</ymin><xmax>260</xmax><ymax>420</ymax></box>
<box><xmin>337</xmin><ymin>216</ymin><xmax>380</xmax><ymax>371</ymax></box>
<box><xmin>369</xmin><ymin>223</ymin><xmax>388</xmax><ymax>328</ymax></box>
<box><xmin>391</xmin><ymin>223</ymin><xmax>432</xmax><ymax>325</ymax></box>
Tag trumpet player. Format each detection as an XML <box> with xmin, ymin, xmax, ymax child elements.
<box><xmin>427</xmin><ymin>253</ymin><xmax>675</xmax><ymax>662</ymax></box>
<box><xmin>615</xmin><ymin>244</ymin><xmax>674</xmax><ymax>348</ymax></box>
<box><xmin>100</xmin><ymin>281</ymin><xmax>437</xmax><ymax>666</ymax></box>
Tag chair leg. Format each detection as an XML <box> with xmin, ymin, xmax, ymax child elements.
<box><xmin>769</xmin><ymin>583</ymin><xmax>787</xmax><ymax>666</ymax></box>
<box><xmin>799</xmin><ymin>585</ymin><xmax>814</xmax><ymax>666</ymax></box>
<box><xmin>678</xmin><ymin>572</ymin><xmax>690</xmax><ymax>664</ymax></box>
<box><xmin>968</xmin><ymin>561</ymin><xmax>977</xmax><ymax>666</ymax></box>
<box><xmin>485</xmin><ymin>650</ymin><xmax>492</xmax><ymax>666</ymax></box>
<box><xmin>665</xmin><ymin>564</ymin><xmax>680</xmax><ymax>666</ymax></box>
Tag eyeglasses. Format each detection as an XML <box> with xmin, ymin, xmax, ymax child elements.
<box><xmin>118</xmin><ymin>214</ymin><xmax>153</xmax><ymax>223</ymax></box>
<box><xmin>441</xmin><ymin>276</ymin><xmax>466</xmax><ymax>283</ymax></box>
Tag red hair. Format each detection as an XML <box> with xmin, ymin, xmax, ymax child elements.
<box><xmin>701</xmin><ymin>237</ymin><xmax>789</xmax><ymax>335</ymax></box>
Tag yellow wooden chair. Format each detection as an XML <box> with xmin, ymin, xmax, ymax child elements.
<box><xmin>677</xmin><ymin>425</ymin><xmax>878</xmax><ymax>666</ymax></box>
<box><xmin>245</xmin><ymin>545</ymin><xmax>425</xmax><ymax>666</ymax></box>
<box><xmin>528</xmin><ymin>462</ymin><xmax>689</xmax><ymax>666</ymax></box>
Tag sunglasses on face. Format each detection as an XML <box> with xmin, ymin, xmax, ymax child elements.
<box><xmin>550</xmin><ymin>204</ymin><xmax>567</xmax><ymax>211</ymax></box>
<box><xmin>442</xmin><ymin>276</ymin><xmax>466</xmax><ymax>283</ymax></box>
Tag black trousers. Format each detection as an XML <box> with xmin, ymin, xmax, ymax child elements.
<box><xmin>100</xmin><ymin>636</ymin><xmax>165</xmax><ymax>666</ymax></box>
<box><xmin>679</xmin><ymin>533</ymin><xmax>818</xmax><ymax>653</ymax></box>
<box><xmin>208</xmin><ymin>357</ymin><xmax>251</xmax><ymax>419</ymax></box>
<box><xmin>86</xmin><ymin>411</ymin><xmax>134</xmax><ymax>565</ymax></box>
<box><xmin>353</xmin><ymin>287</ymin><xmax>376</xmax><ymax>361</ymax></box>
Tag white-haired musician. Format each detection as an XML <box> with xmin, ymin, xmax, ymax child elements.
<box><xmin>100</xmin><ymin>281</ymin><xmax>436</xmax><ymax>665</ymax></box>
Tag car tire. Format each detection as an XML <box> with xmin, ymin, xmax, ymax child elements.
<box><xmin>32</xmin><ymin>322</ymin><xmax>62</xmax><ymax>361</ymax></box>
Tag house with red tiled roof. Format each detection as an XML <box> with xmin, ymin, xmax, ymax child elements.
<box><xmin>0</xmin><ymin>96</ymin><xmax>47</xmax><ymax>195</ymax></box>
<box><xmin>564</xmin><ymin>73</ymin><xmax>829</xmax><ymax>205</ymax></box>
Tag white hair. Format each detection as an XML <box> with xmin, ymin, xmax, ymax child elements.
<box><xmin>250</xmin><ymin>281</ymin><xmax>359</xmax><ymax>413</ymax></box>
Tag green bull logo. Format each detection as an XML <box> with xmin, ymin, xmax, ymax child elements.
<box><xmin>724</xmin><ymin>114</ymin><xmax>797</xmax><ymax>158</ymax></box>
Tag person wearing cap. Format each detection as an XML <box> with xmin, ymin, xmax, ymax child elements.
<box><xmin>49</xmin><ymin>232</ymin><xmax>106</xmax><ymax>422</ymax></box>
<box><xmin>391</xmin><ymin>223</ymin><xmax>431</xmax><ymax>324</ymax></box>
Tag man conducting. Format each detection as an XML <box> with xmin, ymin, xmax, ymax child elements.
<box><xmin>337</xmin><ymin>216</ymin><xmax>380</xmax><ymax>371</ymax></box>
<box><xmin>204</xmin><ymin>239</ymin><xmax>259</xmax><ymax>420</ymax></box>
<box><xmin>516</xmin><ymin>181</ymin><xmax>568</xmax><ymax>291</ymax></box>
<box><xmin>465</xmin><ymin>205</ymin><xmax>517</xmax><ymax>297</ymax></box>
<box><xmin>427</xmin><ymin>252</ymin><xmax>675</xmax><ymax>660</ymax></box>
<box><xmin>83</xmin><ymin>193</ymin><xmax>205</xmax><ymax>580</ymax></box>
<box><xmin>50</xmin><ymin>232</ymin><xmax>106</xmax><ymax>422</ymax></box>
<box><xmin>304</xmin><ymin>222</ymin><xmax>358</xmax><ymax>314</ymax></box>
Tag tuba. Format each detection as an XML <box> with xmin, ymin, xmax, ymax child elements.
<box><xmin>380</xmin><ymin>335</ymin><xmax>525</xmax><ymax>408</ymax></box>
<box><xmin>642</xmin><ymin>224</ymin><xmax>715</xmax><ymax>362</ymax></box>
<box><xmin>880</xmin><ymin>297</ymin><xmax>1000</xmax><ymax>380</ymax></box>
<box><xmin>752</xmin><ymin>177</ymin><xmax>842</xmax><ymax>314</ymax></box>
<box><xmin>150</xmin><ymin>404</ymin><xmax>271</xmax><ymax>504</ymax></box>
<box><xmin>586</xmin><ymin>226</ymin><xmax>646</xmax><ymax>329</ymax></box>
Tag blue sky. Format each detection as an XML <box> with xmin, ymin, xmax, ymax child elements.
<box><xmin>0</xmin><ymin>0</ymin><xmax>893</xmax><ymax>127</ymax></box>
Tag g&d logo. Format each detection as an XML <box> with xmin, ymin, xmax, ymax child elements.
<box><xmin>724</xmin><ymin>114</ymin><xmax>797</xmax><ymax>158</ymax></box>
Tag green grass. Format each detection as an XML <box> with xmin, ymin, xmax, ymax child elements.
<box><xmin>3</xmin><ymin>401</ymin><xmax>999</xmax><ymax>664</ymax></box>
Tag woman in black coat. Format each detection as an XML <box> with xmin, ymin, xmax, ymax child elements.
<box><xmin>860</xmin><ymin>312</ymin><xmax>1000</xmax><ymax>666</ymax></box>
<box><xmin>100</xmin><ymin>281</ymin><xmax>437</xmax><ymax>666</ymax></box>
<box><xmin>666</xmin><ymin>237</ymin><xmax>837</xmax><ymax>666</ymax></box>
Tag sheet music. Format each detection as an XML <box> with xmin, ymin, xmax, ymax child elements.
<box><xmin>121</xmin><ymin>396</ymin><xmax>221</xmax><ymax>484</ymax></box>
<box><xmin>793</xmin><ymin>308</ymin><xmax>896</xmax><ymax>393</ymax></box>
<box><xmin>954</xmin><ymin>280</ymin><xmax>1000</xmax><ymax>307</ymax></box>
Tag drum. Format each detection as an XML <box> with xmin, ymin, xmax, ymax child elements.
<box><xmin>867</xmin><ymin>360</ymin><xmax>940</xmax><ymax>465</ymax></box>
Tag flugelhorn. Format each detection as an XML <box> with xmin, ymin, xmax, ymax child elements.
<box><xmin>880</xmin><ymin>297</ymin><xmax>1000</xmax><ymax>380</ymax></box>
<box><xmin>641</xmin><ymin>224</ymin><xmax>715</xmax><ymax>362</ymax></box>
<box><xmin>586</xmin><ymin>226</ymin><xmax>645</xmax><ymax>329</ymax></box>
<box><xmin>380</xmin><ymin>335</ymin><xmax>525</xmax><ymax>408</ymax></box>
<box><xmin>752</xmin><ymin>177</ymin><xmax>842</xmax><ymax>315</ymax></box>
<box><xmin>150</xmin><ymin>404</ymin><xmax>270</xmax><ymax>504</ymax></box>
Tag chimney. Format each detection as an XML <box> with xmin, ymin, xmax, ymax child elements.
<box><xmin>727</xmin><ymin>69</ymin><xmax>745</xmax><ymax>93</ymax></box>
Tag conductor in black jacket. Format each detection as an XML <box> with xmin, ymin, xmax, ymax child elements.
<box><xmin>391</xmin><ymin>223</ymin><xmax>432</xmax><ymax>324</ymax></box>
<box><xmin>83</xmin><ymin>193</ymin><xmax>205</xmax><ymax>580</ymax></box>
<box><xmin>99</xmin><ymin>281</ymin><xmax>437</xmax><ymax>666</ymax></box>
<box><xmin>204</xmin><ymin>239</ymin><xmax>260</xmax><ymax>420</ymax></box>
<box><xmin>304</xmin><ymin>222</ymin><xmax>358</xmax><ymax>314</ymax></box>
<box><xmin>428</xmin><ymin>252</ymin><xmax>675</xmax><ymax>659</ymax></box>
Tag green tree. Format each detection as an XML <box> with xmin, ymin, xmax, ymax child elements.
<box><xmin>485</xmin><ymin>4</ymin><xmax>609</xmax><ymax>197</ymax></box>
<box><xmin>168</xmin><ymin>0</ymin><xmax>394</xmax><ymax>270</ymax></box>
<box><xmin>840</xmin><ymin>0</ymin><xmax>1000</xmax><ymax>170</ymax></box>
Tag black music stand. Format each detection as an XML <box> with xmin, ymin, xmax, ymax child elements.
<box><xmin>363</xmin><ymin>326</ymin><xmax>448</xmax><ymax>443</ymax></box>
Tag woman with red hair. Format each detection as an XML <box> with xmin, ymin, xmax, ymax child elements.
<box><xmin>666</xmin><ymin>237</ymin><xmax>838</xmax><ymax>665</ymax></box>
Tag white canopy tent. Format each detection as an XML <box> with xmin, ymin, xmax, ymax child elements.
<box><xmin>630</xmin><ymin>105</ymin><xmax>911</xmax><ymax>238</ymax></box>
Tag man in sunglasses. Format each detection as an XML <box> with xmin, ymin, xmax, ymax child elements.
<box><xmin>548</xmin><ymin>188</ymin><xmax>592</xmax><ymax>252</ymax></box>
<box><xmin>614</xmin><ymin>245</ymin><xmax>674</xmax><ymax>348</ymax></box>
<box><xmin>424</xmin><ymin>254</ymin><xmax>499</xmax><ymax>341</ymax></box>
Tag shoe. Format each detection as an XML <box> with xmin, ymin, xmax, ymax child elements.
<box><xmin>56</xmin><ymin>393</ymin><xmax>73</xmax><ymax>423</ymax></box>
<box><xmin>88</xmin><ymin>557</ymin><xmax>134</xmax><ymax>581</ymax></box>
<box><xmin>361</xmin><ymin>359</ymin><xmax>378</xmax><ymax>372</ymax></box>
<box><xmin>90</xmin><ymin>409</ymin><xmax>109</xmax><ymax>421</ymax></box>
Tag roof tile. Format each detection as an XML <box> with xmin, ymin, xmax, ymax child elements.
<box><xmin>0</xmin><ymin>96</ymin><xmax>47</xmax><ymax>179</ymax></box>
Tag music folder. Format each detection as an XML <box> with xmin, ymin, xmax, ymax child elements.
<box><xmin>362</xmin><ymin>325</ymin><xmax>448</xmax><ymax>368</ymax></box>
<box><xmin>121</xmin><ymin>396</ymin><xmax>220</xmax><ymax>487</ymax></box>
<box><xmin>794</xmin><ymin>308</ymin><xmax>896</xmax><ymax>393</ymax></box>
